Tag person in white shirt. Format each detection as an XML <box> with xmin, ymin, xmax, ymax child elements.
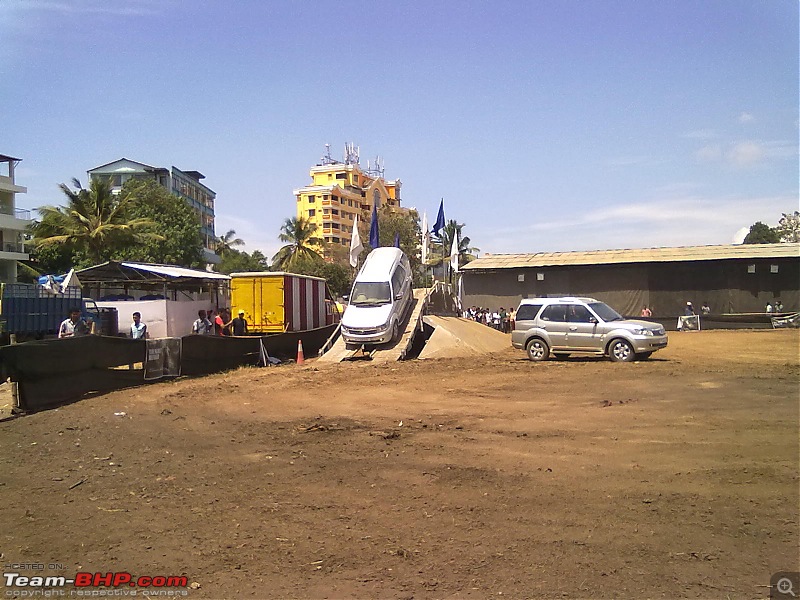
<box><xmin>130</xmin><ymin>312</ymin><xmax>148</xmax><ymax>339</ymax></box>
<box><xmin>58</xmin><ymin>308</ymin><xmax>90</xmax><ymax>338</ymax></box>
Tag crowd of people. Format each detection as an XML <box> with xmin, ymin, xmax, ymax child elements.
<box><xmin>462</xmin><ymin>306</ymin><xmax>516</xmax><ymax>333</ymax></box>
<box><xmin>192</xmin><ymin>309</ymin><xmax>248</xmax><ymax>336</ymax></box>
<box><xmin>57</xmin><ymin>307</ymin><xmax>251</xmax><ymax>340</ymax></box>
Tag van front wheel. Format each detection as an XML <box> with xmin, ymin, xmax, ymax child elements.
<box><xmin>391</xmin><ymin>321</ymin><xmax>401</xmax><ymax>342</ymax></box>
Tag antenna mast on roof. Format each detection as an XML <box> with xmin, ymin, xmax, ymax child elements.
<box><xmin>344</xmin><ymin>142</ymin><xmax>360</xmax><ymax>165</ymax></box>
<box><xmin>365</xmin><ymin>155</ymin><xmax>384</xmax><ymax>178</ymax></box>
<box><xmin>321</xmin><ymin>143</ymin><xmax>337</xmax><ymax>165</ymax></box>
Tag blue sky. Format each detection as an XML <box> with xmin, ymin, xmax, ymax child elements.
<box><xmin>2</xmin><ymin>0</ymin><xmax>797</xmax><ymax>259</ymax></box>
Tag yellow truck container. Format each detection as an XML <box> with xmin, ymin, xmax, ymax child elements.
<box><xmin>230</xmin><ymin>272</ymin><xmax>339</xmax><ymax>334</ymax></box>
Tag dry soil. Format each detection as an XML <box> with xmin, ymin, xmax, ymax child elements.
<box><xmin>1</xmin><ymin>329</ymin><xmax>798</xmax><ymax>599</ymax></box>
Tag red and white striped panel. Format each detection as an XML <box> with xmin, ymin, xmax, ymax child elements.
<box><xmin>285</xmin><ymin>276</ymin><xmax>325</xmax><ymax>331</ymax></box>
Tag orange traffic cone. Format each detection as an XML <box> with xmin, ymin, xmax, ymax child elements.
<box><xmin>296</xmin><ymin>340</ymin><xmax>305</xmax><ymax>365</ymax></box>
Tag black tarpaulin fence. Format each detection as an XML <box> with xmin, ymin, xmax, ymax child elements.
<box><xmin>1</xmin><ymin>324</ymin><xmax>336</xmax><ymax>411</ymax></box>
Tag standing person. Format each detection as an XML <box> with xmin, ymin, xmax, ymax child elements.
<box><xmin>765</xmin><ymin>302</ymin><xmax>774</xmax><ymax>313</ymax></box>
<box><xmin>213</xmin><ymin>309</ymin><xmax>226</xmax><ymax>335</ymax></box>
<box><xmin>499</xmin><ymin>307</ymin><xmax>508</xmax><ymax>333</ymax></box>
<box><xmin>58</xmin><ymin>307</ymin><xmax>90</xmax><ymax>338</ymax></box>
<box><xmin>701</xmin><ymin>302</ymin><xmax>711</xmax><ymax>315</ymax></box>
<box><xmin>685</xmin><ymin>302</ymin><xmax>696</xmax><ymax>316</ymax></box>
<box><xmin>218</xmin><ymin>309</ymin><xmax>232</xmax><ymax>336</ymax></box>
<box><xmin>192</xmin><ymin>310</ymin><xmax>212</xmax><ymax>335</ymax></box>
<box><xmin>640</xmin><ymin>306</ymin><xmax>652</xmax><ymax>318</ymax></box>
<box><xmin>508</xmin><ymin>307</ymin><xmax>516</xmax><ymax>331</ymax></box>
<box><xmin>130</xmin><ymin>312</ymin><xmax>148</xmax><ymax>339</ymax></box>
<box><xmin>230</xmin><ymin>310</ymin><xmax>249</xmax><ymax>336</ymax></box>
<box><xmin>775</xmin><ymin>299</ymin><xmax>784</xmax><ymax>312</ymax></box>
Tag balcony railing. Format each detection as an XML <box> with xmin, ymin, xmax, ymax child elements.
<box><xmin>0</xmin><ymin>207</ymin><xmax>32</xmax><ymax>219</ymax></box>
<box><xmin>2</xmin><ymin>243</ymin><xmax>27</xmax><ymax>253</ymax></box>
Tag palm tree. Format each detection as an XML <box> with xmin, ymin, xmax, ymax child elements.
<box><xmin>271</xmin><ymin>216</ymin><xmax>324</xmax><ymax>271</ymax></box>
<box><xmin>431</xmin><ymin>219</ymin><xmax>480</xmax><ymax>271</ymax></box>
<box><xmin>31</xmin><ymin>177</ymin><xmax>163</xmax><ymax>265</ymax></box>
<box><xmin>215</xmin><ymin>229</ymin><xmax>245</xmax><ymax>256</ymax></box>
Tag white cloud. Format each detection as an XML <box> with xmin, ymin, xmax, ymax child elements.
<box><xmin>3</xmin><ymin>0</ymin><xmax>162</xmax><ymax>16</ymax></box>
<box><xmin>682</xmin><ymin>129</ymin><xmax>717</xmax><ymax>140</ymax></box>
<box><xmin>732</xmin><ymin>227</ymin><xmax>749</xmax><ymax>244</ymax></box>
<box><xmin>694</xmin><ymin>144</ymin><xmax>722</xmax><ymax>163</ymax></box>
<box><xmin>478</xmin><ymin>192</ymin><xmax>795</xmax><ymax>253</ymax></box>
<box><xmin>738</xmin><ymin>112</ymin><xmax>755</xmax><ymax>124</ymax></box>
<box><xmin>693</xmin><ymin>139</ymin><xmax>795</xmax><ymax>168</ymax></box>
<box><xmin>726</xmin><ymin>141</ymin><xmax>765</xmax><ymax>167</ymax></box>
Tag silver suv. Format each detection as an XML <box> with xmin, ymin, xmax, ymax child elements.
<box><xmin>511</xmin><ymin>297</ymin><xmax>668</xmax><ymax>362</ymax></box>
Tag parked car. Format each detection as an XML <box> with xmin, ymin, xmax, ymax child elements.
<box><xmin>341</xmin><ymin>247</ymin><xmax>413</xmax><ymax>345</ymax></box>
<box><xmin>511</xmin><ymin>297</ymin><xmax>668</xmax><ymax>362</ymax></box>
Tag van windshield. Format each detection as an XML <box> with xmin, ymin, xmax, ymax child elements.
<box><xmin>350</xmin><ymin>282</ymin><xmax>392</xmax><ymax>306</ymax></box>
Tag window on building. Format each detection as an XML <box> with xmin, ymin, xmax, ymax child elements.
<box><xmin>323</xmin><ymin>209</ymin><xmax>330</xmax><ymax>215</ymax></box>
<box><xmin>331</xmin><ymin>196</ymin><xmax>338</xmax><ymax>203</ymax></box>
<box><xmin>332</xmin><ymin>209</ymin><xmax>338</xmax><ymax>215</ymax></box>
<box><xmin>332</xmin><ymin>237</ymin><xmax>340</xmax><ymax>243</ymax></box>
<box><xmin>328</xmin><ymin>174</ymin><xmax>332</xmax><ymax>180</ymax></box>
<box><xmin>308</xmin><ymin>195</ymin><xmax>315</xmax><ymax>202</ymax></box>
<box><xmin>336</xmin><ymin>173</ymin><xmax>346</xmax><ymax>179</ymax></box>
<box><xmin>323</xmin><ymin>195</ymin><xmax>328</xmax><ymax>200</ymax></box>
<box><xmin>348</xmin><ymin>200</ymin><xmax>353</xmax><ymax>207</ymax></box>
<box><xmin>331</xmin><ymin>223</ymin><xmax>340</xmax><ymax>230</ymax></box>
<box><xmin>308</xmin><ymin>209</ymin><xmax>315</xmax><ymax>217</ymax></box>
<box><xmin>353</xmin><ymin>175</ymin><xmax>359</xmax><ymax>184</ymax></box>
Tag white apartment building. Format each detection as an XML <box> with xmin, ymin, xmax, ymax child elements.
<box><xmin>0</xmin><ymin>154</ymin><xmax>32</xmax><ymax>282</ymax></box>
<box><xmin>88</xmin><ymin>158</ymin><xmax>219</xmax><ymax>264</ymax></box>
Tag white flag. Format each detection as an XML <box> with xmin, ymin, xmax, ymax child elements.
<box><xmin>450</xmin><ymin>234</ymin><xmax>459</xmax><ymax>273</ymax></box>
<box><xmin>349</xmin><ymin>214</ymin><xmax>363</xmax><ymax>268</ymax></box>
<box><xmin>421</xmin><ymin>211</ymin><xmax>429</xmax><ymax>265</ymax></box>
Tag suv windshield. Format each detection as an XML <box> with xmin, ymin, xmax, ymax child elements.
<box><xmin>350</xmin><ymin>282</ymin><xmax>391</xmax><ymax>306</ymax></box>
<box><xmin>588</xmin><ymin>302</ymin><xmax>623</xmax><ymax>322</ymax></box>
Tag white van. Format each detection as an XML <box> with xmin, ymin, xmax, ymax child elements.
<box><xmin>341</xmin><ymin>247</ymin><xmax>413</xmax><ymax>345</ymax></box>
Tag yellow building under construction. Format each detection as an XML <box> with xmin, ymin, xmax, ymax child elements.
<box><xmin>293</xmin><ymin>144</ymin><xmax>402</xmax><ymax>256</ymax></box>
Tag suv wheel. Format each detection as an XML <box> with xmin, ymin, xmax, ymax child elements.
<box><xmin>526</xmin><ymin>338</ymin><xmax>549</xmax><ymax>362</ymax></box>
<box><xmin>609</xmin><ymin>338</ymin><xmax>634</xmax><ymax>362</ymax></box>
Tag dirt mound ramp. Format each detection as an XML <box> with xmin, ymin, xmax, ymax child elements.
<box><xmin>419</xmin><ymin>316</ymin><xmax>510</xmax><ymax>359</ymax></box>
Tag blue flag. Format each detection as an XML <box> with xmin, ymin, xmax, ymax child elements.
<box><xmin>432</xmin><ymin>199</ymin><xmax>445</xmax><ymax>235</ymax></box>
<box><xmin>394</xmin><ymin>232</ymin><xmax>400</xmax><ymax>248</ymax></box>
<box><xmin>369</xmin><ymin>201</ymin><xmax>380</xmax><ymax>248</ymax></box>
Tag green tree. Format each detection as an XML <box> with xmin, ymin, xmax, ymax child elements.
<box><xmin>217</xmin><ymin>249</ymin><xmax>270</xmax><ymax>274</ymax></box>
<box><xmin>112</xmin><ymin>179</ymin><xmax>204</xmax><ymax>267</ymax></box>
<box><xmin>31</xmin><ymin>177</ymin><xmax>163</xmax><ymax>267</ymax></box>
<box><xmin>300</xmin><ymin>260</ymin><xmax>353</xmax><ymax>298</ymax></box>
<box><xmin>743</xmin><ymin>221</ymin><xmax>780</xmax><ymax>244</ymax></box>
<box><xmin>215</xmin><ymin>229</ymin><xmax>245</xmax><ymax>256</ymax></box>
<box><xmin>431</xmin><ymin>219</ymin><xmax>480</xmax><ymax>272</ymax></box>
<box><xmin>271</xmin><ymin>216</ymin><xmax>324</xmax><ymax>271</ymax></box>
<box><xmin>24</xmin><ymin>237</ymin><xmax>76</xmax><ymax>275</ymax></box>
<box><xmin>776</xmin><ymin>211</ymin><xmax>800</xmax><ymax>243</ymax></box>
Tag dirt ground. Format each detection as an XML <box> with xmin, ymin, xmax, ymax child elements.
<box><xmin>1</xmin><ymin>329</ymin><xmax>798</xmax><ymax>599</ymax></box>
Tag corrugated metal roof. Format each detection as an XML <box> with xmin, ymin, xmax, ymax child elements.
<box><xmin>461</xmin><ymin>243</ymin><xmax>800</xmax><ymax>271</ymax></box>
<box><xmin>121</xmin><ymin>262</ymin><xmax>230</xmax><ymax>280</ymax></box>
